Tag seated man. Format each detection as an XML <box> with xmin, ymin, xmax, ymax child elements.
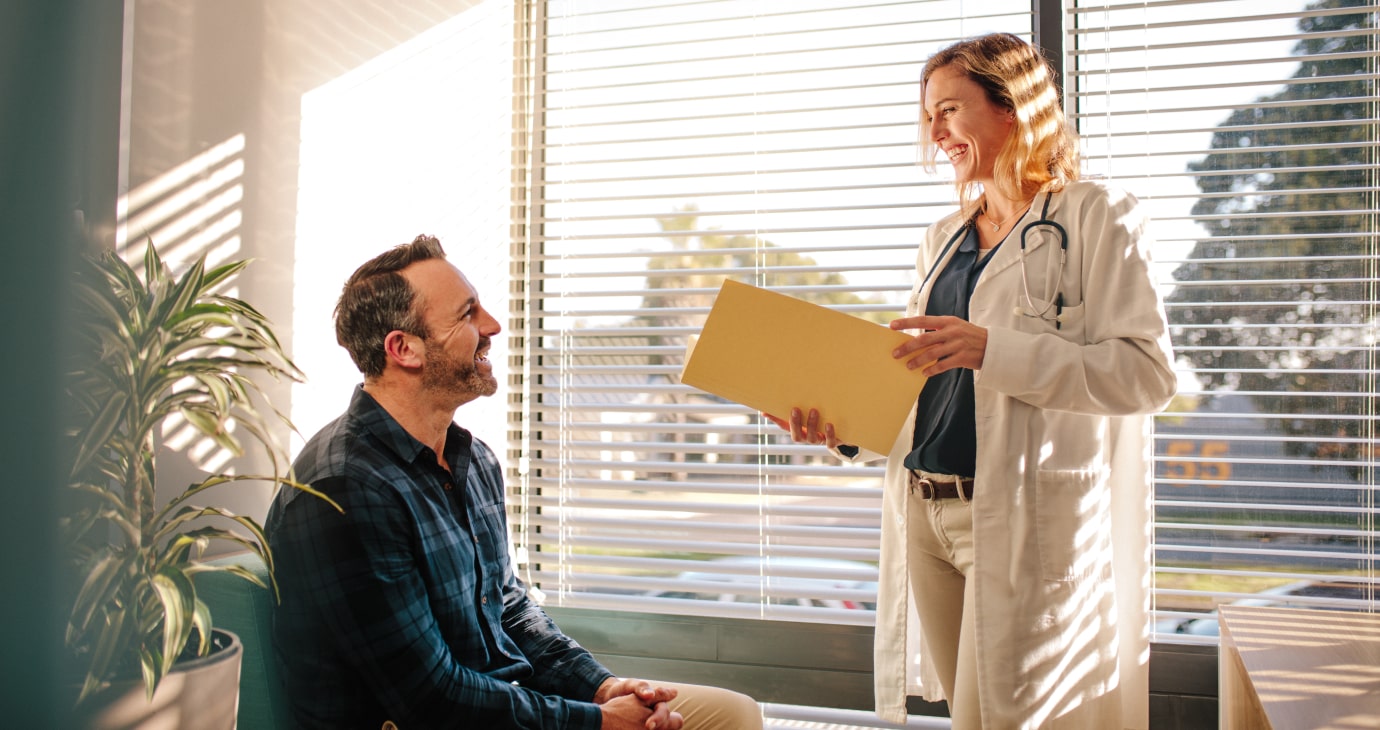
<box><xmin>266</xmin><ymin>235</ymin><xmax>763</xmax><ymax>730</ymax></box>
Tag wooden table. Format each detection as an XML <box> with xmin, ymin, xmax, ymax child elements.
<box><xmin>1219</xmin><ymin>605</ymin><xmax>1380</xmax><ymax>729</ymax></box>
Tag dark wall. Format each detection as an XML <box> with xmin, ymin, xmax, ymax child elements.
<box><xmin>0</xmin><ymin>1</ymin><xmax>488</xmax><ymax>719</ymax></box>
<box><xmin>0</xmin><ymin>0</ymin><xmax>123</xmax><ymax>725</ymax></box>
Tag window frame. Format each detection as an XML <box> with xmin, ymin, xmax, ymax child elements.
<box><xmin>510</xmin><ymin>0</ymin><xmax>1380</xmax><ymax>665</ymax></box>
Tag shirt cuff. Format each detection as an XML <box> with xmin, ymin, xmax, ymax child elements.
<box><xmin>574</xmin><ymin>667</ymin><xmax>616</xmax><ymax>702</ymax></box>
<box><xmin>567</xmin><ymin>699</ymin><xmax>604</xmax><ymax>730</ymax></box>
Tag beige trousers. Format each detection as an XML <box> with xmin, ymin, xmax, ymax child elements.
<box><xmin>906</xmin><ymin>487</ymin><xmax>980</xmax><ymax>730</ymax></box>
<box><xmin>660</xmin><ymin>682</ymin><xmax>763</xmax><ymax>729</ymax></box>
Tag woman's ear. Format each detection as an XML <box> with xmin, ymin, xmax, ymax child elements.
<box><xmin>383</xmin><ymin>330</ymin><xmax>425</xmax><ymax>370</ymax></box>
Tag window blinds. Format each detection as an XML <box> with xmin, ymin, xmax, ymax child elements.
<box><xmin>511</xmin><ymin>0</ymin><xmax>1378</xmax><ymax>635</ymax></box>
<box><xmin>1070</xmin><ymin>0</ymin><xmax>1379</xmax><ymax>639</ymax></box>
<box><xmin>512</xmin><ymin>0</ymin><xmax>1033</xmax><ymax>623</ymax></box>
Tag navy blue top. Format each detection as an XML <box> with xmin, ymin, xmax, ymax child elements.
<box><xmin>903</xmin><ymin>223</ymin><xmax>998</xmax><ymax>477</ymax></box>
<box><xmin>265</xmin><ymin>386</ymin><xmax>610</xmax><ymax>730</ymax></box>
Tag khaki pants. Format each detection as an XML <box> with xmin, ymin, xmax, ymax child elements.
<box><xmin>661</xmin><ymin>682</ymin><xmax>763</xmax><ymax>729</ymax></box>
<box><xmin>906</xmin><ymin>488</ymin><xmax>980</xmax><ymax>730</ymax></box>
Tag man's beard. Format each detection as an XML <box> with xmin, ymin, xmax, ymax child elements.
<box><xmin>421</xmin><ymin>338</ymin><xmax>497</xmax><ymax>402</ymax></box>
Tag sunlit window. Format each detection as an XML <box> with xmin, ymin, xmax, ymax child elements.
<box><xmin>512</xmin><ymin>0</ymin><xmax>1379</xmax><ymax>633</ymax></box>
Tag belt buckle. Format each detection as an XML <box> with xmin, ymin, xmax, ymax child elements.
<box><xmin>908</xmin><ymin>471</ymin><xmax>938</xmax><ymax>500</ymax></box>
<box><xmin>908</xmin><ymin>471</ymin><xmax>970</xmax><ymax>503</ymax></box>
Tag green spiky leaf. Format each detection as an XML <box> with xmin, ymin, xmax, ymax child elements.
<box><xmin>61</xmin><ymin>241</ymin><xmax>326</xmax><ymax>704</ymax></box>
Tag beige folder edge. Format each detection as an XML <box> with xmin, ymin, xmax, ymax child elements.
<box><xmin>680</xmin><ymin>280</ymin><xmax>928</xmax><ymax>455</ymax></box>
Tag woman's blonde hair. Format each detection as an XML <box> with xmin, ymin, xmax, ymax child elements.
<box><xmin>918</xmin><ymin>33</ymin><xmax>1079</xmax><ymax>215</ymax></box>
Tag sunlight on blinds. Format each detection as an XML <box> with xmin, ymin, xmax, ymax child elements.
<box><xmin>514</xmin><ymin>0</ymin><xmax>1031</xmax><ymax>623</ymax></box>
<box><xmin>116</xmin><ymin>134</ymin><xmax>247</xmax><ymax>475</ymax></box>
<box><xmin>1071</xmin><ymin>0</ymin><xmax>1379</xmax><ymax>642</ymax></box>
<box><xmin>513</xmin><ymin>0</ymin><xmax>1377</xmax><ymax>637</ymax></box>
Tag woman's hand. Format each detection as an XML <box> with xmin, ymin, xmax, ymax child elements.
<box><xmin>890</xmin><ymin>315</ymin><xmax>988</xmax><ymax>376</ymax></box>
<box><xmin>764</xmin><ymin>407</ymin><xmax>843</xmax><ymax>449</ymax></box>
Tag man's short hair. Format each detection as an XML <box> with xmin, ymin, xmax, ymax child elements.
<box><xmin>334</xmin><ymin>235</ymin><xmax>448</xmax><ymax>378</ymax></box>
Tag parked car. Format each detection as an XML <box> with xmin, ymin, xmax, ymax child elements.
<box><xmin>646</xmin><ymin>556</ymin><xmax>878</xmax><ymax>610</ymax></box>
<box><xmin>1155</xmin><ymin>579</ymin><xmax>1375</xmax><ymax>637</ymax></box>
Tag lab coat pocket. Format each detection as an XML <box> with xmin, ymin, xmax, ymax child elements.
<box><xmin>1034</xmin><ymin>467</ymin><xmax>1107</xmax><ymax>582</ymax></box>
<box><xmin>1012</xmin><ymin>298</ymin><xmax>1087</xmax><ymax>344</ymax></box>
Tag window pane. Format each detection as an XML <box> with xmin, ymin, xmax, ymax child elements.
<box><xmin>1072</xmin><ymin>0</ymin><xmax>1380</xmax><ymax>640</ymax></box>
<box><xmin>514</xmin><ymin>0</ymin><xmax>1032</xmax><ymax>623</ymax></box>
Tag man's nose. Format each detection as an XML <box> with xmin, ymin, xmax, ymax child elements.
<box><xmin>482</xmin><ymin>310</ymin><xmax>502</xmax><ymax>336</ymax></box>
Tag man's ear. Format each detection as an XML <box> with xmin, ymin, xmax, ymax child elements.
<box><xmin>383</xmin><ymin>330</ymin><xmax>425</xmax><ymax>370</ymax></box>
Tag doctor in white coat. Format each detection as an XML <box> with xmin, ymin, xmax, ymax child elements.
<box><xmin>775</xmin><ymin>33</ymin><xmax>1176</xmax><ymax>729</ymax></box>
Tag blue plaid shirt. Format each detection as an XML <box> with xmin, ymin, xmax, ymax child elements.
<box><xmin>266</xmin><ymin>387</ymin><xmax>611</xmax><ymax>729</ymax></box>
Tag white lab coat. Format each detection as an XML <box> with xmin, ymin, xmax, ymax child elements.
<box><xmin>852</xmin><ymin>180</ymin><xmax>1176</xmax><ymax>728</ymax></box>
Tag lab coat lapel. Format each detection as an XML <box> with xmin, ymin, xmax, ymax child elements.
<box><xmin>913</xmin><ymin>219</ymin><xmax>971</xmax><ymax>315</ymax></box>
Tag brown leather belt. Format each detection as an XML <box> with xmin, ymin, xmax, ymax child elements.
<box><xmin>907</xmin><ymin>470</ymin><xmax>975</xmax><ymax>501</ymax></box>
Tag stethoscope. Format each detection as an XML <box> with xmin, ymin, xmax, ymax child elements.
<box><xmin>1015</xmin><ymin>193</ymin><xmax>1069</xmax><ymax>327</ymax></box>
<box><xmin>913</xmin><ymin>191</ymin><xmax>1070</xmax><ymax>328</ymax></box>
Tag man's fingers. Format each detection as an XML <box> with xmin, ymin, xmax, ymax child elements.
<box><xmin>645</xmin><ymin>702</ymin><xmax>675</xmax><ymax>730</ymax></box>
<box><xmin>635</xmin><ymin>683</ymin><xmax>676</xmax><ymax>704</ymax></box>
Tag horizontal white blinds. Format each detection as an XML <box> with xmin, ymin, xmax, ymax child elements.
<box><xmin>514</xmin><ymin>0</ymin><xmax>1032</xmax><ymax>623</ymax></box>
<box><xmin>1071</xmin><ymin>0</ymin><xmax>1379</xmax><ymax>639</ymax></box>
<box><xmin>516</xmin><ymin>0</ymin><xmax>1378</xmax><ymax>636</ymax></box>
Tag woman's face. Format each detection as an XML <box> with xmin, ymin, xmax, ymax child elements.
<box><xmin>923</xmin><ymin>64</ymin><xmax>1014</xmax><ymax>187</ymax></box>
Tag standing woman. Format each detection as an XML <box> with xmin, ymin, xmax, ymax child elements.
<box><xmin>775</xmin><ymin>33</ymin><xmax>1175</xmax><ymax>729</ymax></box>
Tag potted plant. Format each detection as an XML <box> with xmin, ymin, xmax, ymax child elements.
<box><xmin>62</xmin><ymin>242</ymin><xmax>333</xmax><ymax>728</ymax></box>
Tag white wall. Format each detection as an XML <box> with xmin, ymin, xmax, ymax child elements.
<box><xmin>119</xmin><ymin>0</ymin><xmax>511</xmax><ymax>527</ymax></box>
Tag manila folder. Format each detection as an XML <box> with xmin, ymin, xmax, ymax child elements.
<box><xmin>680</xmin><ymin>279</ymin><xmax>926</xmax><ymax>455</ymax></box>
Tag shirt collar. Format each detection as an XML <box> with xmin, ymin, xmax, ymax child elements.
<box><xmin>349</xmin><ymin>385</ymin><xmax>473</xmax><ymax>470</ymax></box>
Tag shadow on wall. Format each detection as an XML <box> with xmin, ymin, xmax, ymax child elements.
<box><xmin>119</xmin><ymin>0</ymin><xmax>497</xmax><ymax>531</ymax></box>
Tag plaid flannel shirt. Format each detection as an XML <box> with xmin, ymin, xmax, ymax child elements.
<box><xmin>266</xmin><ymin>387</ymin><xmax>611</xmax><ymax>729</ymax></box>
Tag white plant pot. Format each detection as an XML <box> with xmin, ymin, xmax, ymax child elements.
<box><xmin>75</xmin><ymin>629</ymin><xmax>243</xmax><ymax>730</ymax></box>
